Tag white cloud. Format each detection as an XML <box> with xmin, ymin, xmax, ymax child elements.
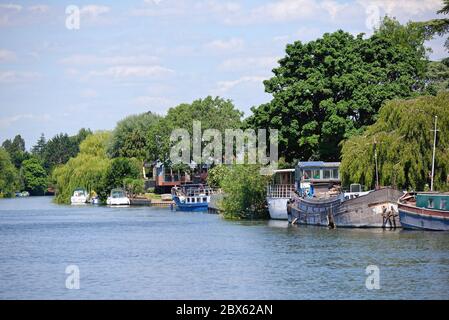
<box><xmin>80</xmin><ymin>88</ymin><xmax>98</xmax><ymax>98</ymax></box>
<box><xmin>87</xmin><ymin>65</ymin><xmax>174</xmax><ymax>79</ymax></box>
<box><xmin>0</xmin><ymin>49</ymin><xmax>16</xmax><ymax>62</ymax></box>
<box><xmin>27</xmin><ymin>5</ymin><xmax>49</xmax><ymax>14</ymax></box>
<box><xmin>0</xmin><ymin>4</ymin><xmax>22</xmax><ymax>11</ymax></box>
<box><xmin>357</xmin><ymin>0</ymin><xmax>442</xmax><ymax>17</ymax></box>
<box><xmin>215</xmin><ymin>76</ymin><xmax>266</xmax><ymax>94</ymax></box>
<box><xmin>60</xmin><ymin>54</ymin><xmax>159</xmax><ymax>66</ymax></box>
<box><xmin>0</xmin><ymin>71</ymin><xmax>39</xmax><ymax>83</ymax></box>
<box><xmin>80</xmin><ymin>5</ymin><xmax>110</xmax><ymax>18</ymax></box>
<box><xmin>0</xmin><ymin>113</ymin><xmax>50</xmax><ymax>129</ymax></box>
<box><xmin>204</xmin><ymin>38</ymin><xmax>244</xmax><ymax>52</ymax></box>
<box><xmin>132</xmin><ymin>96</ymin><xmax>174</xmax><ymax>112</ymax></box>
<box><xmin>219</xmin><ymin>56</ymin><xmax>280</xmax><ymax>71</ymax></box>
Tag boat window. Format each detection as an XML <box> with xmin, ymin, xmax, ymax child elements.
<box><xmin>203</xmin><ymin>197</ymin><xmax>207</xmax><ymax>202</ymax></box>
<box><xmin>428</xmin><ymin>198</ymin><xmax>434</xmax><ymax>208</ymax></box>
<box><xmin>323</xmin><ymin>170</ymin><xmax>331</xmax><ymax>179</ymax></box>
<box><xmin>313</xmin><ymin>170</ymin><xmax>320</xmax><ymax>179</ymax></box>
<box><xmin>441</xmin><ymin>199</ymin><xmax>447</xmax><ymax>210</ymax></box>
<box><xmin>332</xmin><ymin>169</ymin><xmax>339</xmax><ymax>179</ymax></box>
<box><xmin>304</xmin><ymin>170</ymin><xmax>312</xmax><ymax>180</ymax></box>
<box><xmin>187</xmin><ymin>198</ymin><xmax>190</xmax><ymax>203</ymax></box>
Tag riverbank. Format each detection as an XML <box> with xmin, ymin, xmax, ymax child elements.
<box><xmin>1</xmin><ymin>196</ymin><xmax>448</xmax><ymax>300</ymax></box>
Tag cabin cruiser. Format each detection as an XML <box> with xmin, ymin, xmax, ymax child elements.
<box><xmin>106</xmin><ymin>188</ymin><xmax>130</xmax><ymax>206</ymax></box>
<box><xmin>70</xmin><ymin>188</ymin><xmax>89</xmax><ymax>204</ymax></box>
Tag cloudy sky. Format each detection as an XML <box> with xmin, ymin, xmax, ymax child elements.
<box><xmin>0</xmin><ymin>0</ymin><xmax>447</xmax><ymax>149</ymax></box>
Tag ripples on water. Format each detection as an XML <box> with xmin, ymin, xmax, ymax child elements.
<box><xmin>0</xmin><ymin>197</ymin><xmax>448</xmax><ymax>300</ymax></box>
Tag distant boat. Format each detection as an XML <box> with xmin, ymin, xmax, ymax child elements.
<box><xmin>70</xmin><ymin>188</ymin><xmax>89</xmax><ymax>204</ymax></box>
<box><xmin>106</xmin><ymin>188</ymin><xmax>130</xmax><ymax>206</ymax></box>
<box><xmin>90</xmin><ymin>197</ymin><xmax>101</xmax><ymax>205</ymax></box>
<box><xmin>171</xmin><ymin>184</ymin><xmax>214</xmax><ymax>211</ymax></box>
<box><xmin>266</xmin><ymin>169</ymin><xmax>295</xmax><ymax>220</ymax></box>
<box><xmin>398</xmin><ymin>193</ymin><xmax>449</xmax><ymax>231</ymax></box>
<box><xmin>15</xmin><ymin>191</ymin><xmax>30</xmax><ymax>197</ymax></box>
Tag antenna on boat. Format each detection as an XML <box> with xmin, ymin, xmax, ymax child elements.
<box><xmin>431</xmin><ymin>116</ymin><xmax>439</xmax><ymax>192</ymax></box>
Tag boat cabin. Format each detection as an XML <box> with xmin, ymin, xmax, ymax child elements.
<box><xmin>416</xmin><ymin>193</ymin><xmax>449</xmax><ymax>211</ymax></box>
<box><xmin>295</xmin><ymin>161</ymin><xmax>341</xmax><ymax>197</ymax></box>
<box><xmin>267</xmin><ymin>169</ymin><xmax>295</xmax><ymax>198</ymax></box>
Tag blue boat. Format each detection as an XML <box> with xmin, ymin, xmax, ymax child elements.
<box><xmin>398</xmin><ymin>193</ymin><xmax>449</xmax><ymax>231</ymax></box>
<box><xmin>171</xmin><ymin>184</ymin><xmax>214</xmax><ymax>212</ymax></box>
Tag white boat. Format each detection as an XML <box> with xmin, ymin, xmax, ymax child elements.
<box><xmin>106</xmin><ymin>188</ymin><xmax>130</xmax><ymax>206</ymax></box>
<box><xmin>70</xmin><ymin>188</ymin><xmax>89</xmax><ymax>204</ymax></box>
<box><xmin>266</xmin><ymin>169</ymin><xmax>295</xmax><ymax>220</ymax></box>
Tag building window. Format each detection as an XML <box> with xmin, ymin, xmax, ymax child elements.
<box><xmin>428</xmin><ymin>198</ymin><xmax>434</xmax><ymax>209</ymax></box>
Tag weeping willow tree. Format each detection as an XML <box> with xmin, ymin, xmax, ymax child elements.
<box><xmin>340</xmin><ymin>93</ymin><xmax>449</xmax><ymax>191</ymax></box>
<box><xmin>52</xmin><ymin>131</ymin><xmax>112</xmax><ymax>204</ymax></box>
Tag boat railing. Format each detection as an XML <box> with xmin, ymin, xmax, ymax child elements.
<box><xmin>172</xmin><ymin>186</ymin><xmax>216</xmax><ymax>197</ymax></box>
<box><xmin>266</xmin><ymin>184</ymin><xmax>295</xmax><ymax>198</ymax></box>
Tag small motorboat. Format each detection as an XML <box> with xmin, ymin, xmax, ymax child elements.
<box><xmin>106</xmin><ymin>188</ymin><xmax>130</xmax><ymax>206</ymax></box>
<box><xmin>70</xmin><ymin>188</ymin><xmax>89</xmax><ymax>204</ymax></box>
<box><xmin>171</xmin><ymin>184</ymin><xmax>214</xmax><ymax>211</ymax></box>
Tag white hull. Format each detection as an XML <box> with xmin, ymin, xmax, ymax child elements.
<box><xmin>71</xmin><ymin>196</ymin><xmax>88</xmax><ymax>205</ymax></box>
<box><xmin>267</xmin><ymin>197</ymin><xmax>289</xmax><ymax>220</ymax></box>
<box><xmin>107</xmin><ymin>197</ymin><xmax>130</xmax><ymax>206</ymax></box>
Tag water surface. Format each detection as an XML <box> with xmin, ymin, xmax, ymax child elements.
<box><xmin>0</xmin><ymin>197</ymin><xmax>448</xmax><ymax>299</ymax></box>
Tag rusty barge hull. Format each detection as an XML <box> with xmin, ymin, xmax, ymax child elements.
<box><xmin>291</xmin><ymin>188</ymin><xmax>403</xmax><ymax>228</ymax></box>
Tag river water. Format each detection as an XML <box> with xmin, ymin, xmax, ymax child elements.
<box><xmin>0</xmin><ymin>196</ymin><xmax>448</xmax><ymax>300</ymax></box>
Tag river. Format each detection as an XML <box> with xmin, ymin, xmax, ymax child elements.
<box><xmin>0</xmin><ymin>196</ymin><xmax>448</xmax><ymax>300</ymax></box>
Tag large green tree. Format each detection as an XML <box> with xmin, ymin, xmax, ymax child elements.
<box><xmin>247</xmin><ymin>18</ymin><xmax>429</xmax><ymax>162</ymax></box>
<box><xmin>0</xmin><ymin>148</ymin><xmax>19</xmax><ymax>197</ymax></box>
<box><xmin>2</xmin><ymin>135</ymin><xmax>29</xmax><ymax>169</ymax></box>
<box><xmin>21</xmin><ymin>158</ymin><xmax>48</xmax><ymax>195</ymax></box>
<box><xmin>109</xmin><ymin>112</ymin><xmax>161</xmax><ymax>160</ymax></box>
<box><xmin>340</xmin><ymin>92</ymin><xmax>449</xmax><ymax>192</ymax></box>
<box><xmin>147</xmin><ymin>96</ymin><xmax>243</xmax><ymax>163</ymax></box>
<box><xmin>52</xmin><ymin>131</ymin><xmax>111</xmax><ymax>204</ymax></box>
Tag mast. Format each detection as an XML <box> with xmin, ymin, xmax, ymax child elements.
<box><xmin>374</xmin><ymin>137</ymin><xmax>379</xmax><ymax>190</ymax></box>
<box><xmin>431</xmin><ymin>116</ymin><xmax>439</xmax><ymax>192</ymax></box>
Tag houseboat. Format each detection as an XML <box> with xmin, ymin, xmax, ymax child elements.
<box><xmin>398</xmin><ymin>193</ymin><xmax>449</xmax><ymax>231</ymax></box>
<box><xmin>106</xmin><ymin>188</ymin><xmax>130</xmax><ymax>206</ymax></box>
<box><xmin>289</xmin><ymin>161</ymin><xmax>403</xmax><ymax>228</ymax></box>
<box><xmin>171</xmin><ymin>184</ymin><xmax>214</xmax><ymax>211</ymax></box>
<box><xmin>266</xmin><ymin>169</ymin><xmax>295</xmax><ymax>220</ymax></box>
<box><xmin>70</xmin><ymin>188</ymin><xmax>89</xmax><ymax>205</ymax></box>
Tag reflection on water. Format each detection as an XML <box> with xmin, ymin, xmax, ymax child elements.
<box><xmin>0</xmin><ymin>197</ymin><xmax>448</xmax><ymax>300</ymax></box>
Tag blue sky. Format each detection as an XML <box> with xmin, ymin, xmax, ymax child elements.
<box><xmin>0</xmin><ymin>0</ymin><xmax>447</xmax><ymax>149</ymax></box>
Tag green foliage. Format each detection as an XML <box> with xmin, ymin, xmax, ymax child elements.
<box><xmin>96</xmin><ymin>157</ymin><xmax>141</xmax><ymax>201</ymax></box>
<box><xmin>248</xmin><ymin>17</ymin><xmax>429</xmax><ymax>162</ymax></box>
<box><xmin>0</xmin><ymin>148</ymin><xmax>19</xmax><ymax>197</ymax></box>
<box><xmin>109</xmin><ymin>112</ymin><xmax>161</xmax><ymax>160</ymax></box>
<box><xmin>2</xmin><ymin>135</ymin><xmax>29</xmax><ymax>169</ymax></box>
<box><xmin>52</xmin><ymin>132</ymin><xmax>111</xmax><ymax>204</ymax></box>
<box><xmin>31</xmin><ymin>133</ymin><xmax>47</xmax><ymax>160</ymax></box>
<box><xmin>207</xmin><ymin>165</ymin><xmax>231</xmax><ymax>188</ymax></box>
<box><xmin>21</xmin><ymin>158</ymin><xmax>48</xmax><ymax>196</ymax></box>
<box><xmin>147</xmin><ymin>96</ymin><xmax>243</xmax><ymax>163</ymax></box>
<box><xmin>123</xmin><ymin>178</ymin><xmax>144</xmax><ymax>198</ymax></box>
<box><xmin>414</xmin><ymin>0</ymin><xmax>449</xmax><ymax>50</ymax></box>
<box><xmin>426</xmin><ymin>60</ymin><xmax>449</xmax><ymax>94</ymax></box>
<box><xmin>219</xmin><ymin>165</ymin><xmax>270</xmax><ymax>220</ymax></box>
<box><xmin>340</xmin><ymin>93</ymin><xmax>449</xmax><ymax>191</ymax></box>
<box><xmin>43</xmin><ymin>133</ymin><xmax>78</xmax><ymax>170</ymax></box>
